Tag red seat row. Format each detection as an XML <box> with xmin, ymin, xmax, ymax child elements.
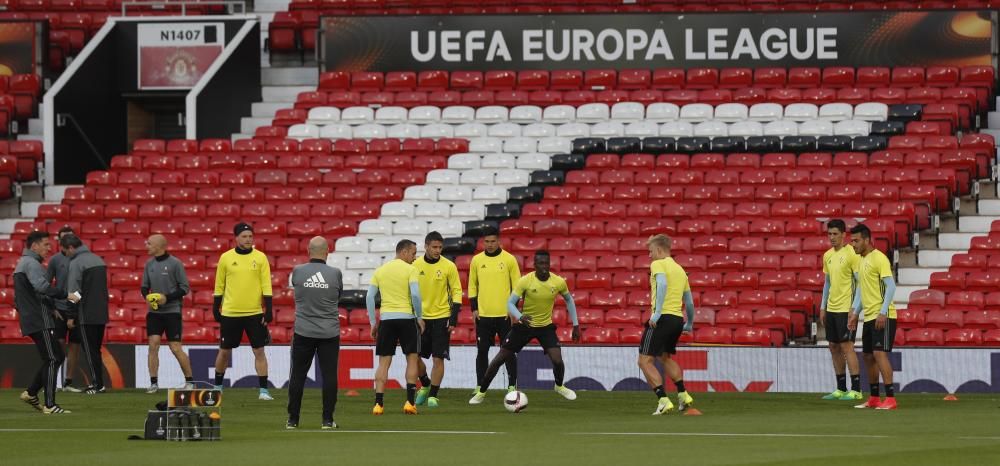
<box><xmin>130</xmin><ymin>137</ymin><xmax>468</xmax><ymax>156</ymax></box>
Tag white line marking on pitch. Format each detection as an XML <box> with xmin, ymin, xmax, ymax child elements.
<box><xmin>0</xmin><ymin>429</ymin><xmax>140</xmax><ymax>433</ymax></box>
<box><xmin>569</xmin><ymin>432</ymin><xmax>890</xmax><ymax>439</ymax></box>
<box><xmin>283</xmin><ymin>430</ymin><xmax>501</xmax><ymax>435</ymax></box>
<box><xmin>958</xmin><ymin>436</ymin><xmax>1000</xmax><ymax>440</ymax></box>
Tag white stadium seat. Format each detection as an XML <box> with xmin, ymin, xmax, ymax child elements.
<box><xmin>408</xmin><ymin>105</ymin><xmax>441</xmax><ymax>123</ymax></box>
<box><xmin>473</xmin><ymin>186</ymin><xmax>508</xmax><ymax>203</ymax></box>
<box><xmin>420</xmin><ymin>123</ymin><xmax>454</xmax><ymax>138</ymax></box>
<box><xmin>358</xmin><ymin>271</ymin><xmax>374</xmax><ymax>287</ymax></box>
<box><xmin>454</xmin><ymin>123</ymin><xmax>488</xmax><ymax>138</ymax></box>
<box><xmin>425</xmin><ymin>169</ymin><xmax>461</xmax><ymax>186</ymax></box>
<box><xmin>393</xmin><ymin>219</ymin><xmax>429</xmax><ymax>236</ymax></box>
<box><xmin>576</xmin><ymin>103</ymin><xmax>610</xmax><ymax>123</ymax></box>
<box><xmin>447</xmin><ymin>153</ymin><xmax>481</xmax><ymax>170</ymax></box>
<box><xmin>659</xmin><ymin>121</ymin><xmax>694</xmax><ymax>138</ymax></box>
<box><xmin>460</xmin><ymin>169</ymin><xmax>495</xmax><ymax>185</ymax></box>
<box><xmin>469</xmin><ymin>137</ymin><xmax>502</xmax><ymax>153</ymax></box>
<box><xmin>764</xmin><ymin>120</ymin><xmax>799</xmax><ymax>137</ymax></box>
<box><xmin>326</xmin><ymin>254</ymin><xmax>347</xmax><ymax>270</ymax></box>
<box><xmin>523</xmin><ymin>123</ymin><xmax>556</xmax><ymax>138</ymax></box>
<box><xmin>335</xmin><ymin>237</ymin><xmax>367</xmax><ymax>253</ymax></box>
<box><xmin>509</xmin><ymin>105</ymin><xmax>543</xmax><ymax>123</ymax></box>
<box><xmin>542</xmin><ymin>105</ymin><xmax>576</xmax><ymax>123</ymax></box>
<box><xmin>475</xmin><ymin>105</ymin><xmax>509</xmax><ymax>123</ymax></box>
<box><xmin>679</xmin><ymin>103</ymin><xmax>714</xmax><ymax>122</ymax></box>
<box><xmin>715</xmin><ymin>103</ymin><xmax>749</xmax><ymax>122</ymax></box>
<box><xmin>503</xmin><ymin>137</ymin><xmax>537</xmax><ymax>153</ymax></box>
<box><xmin>798</xmin><ymin>119</ymin><xmax>835</xmax><ymax>137</ymax></box>
<box><xmin>783</xmin><ymin>103</ymin><xmax>819</xmax><ymax>122</ymax></box>
<box><xmin>481</xmin><ymin>153</ymin><xmax>517</xmax><ymax>170</ymax></box>
<box><xmin>414</xmin><ymin>202</ymin><xmax>451</xmax><ymax>219</ymax></box>
<box><xmin>318</xmin><ymin>124</ymin><xmax>352</xmax><ymax>139</ymax></box>
<box><xmin>728</xmin><ymin>121</ymin><xmax>764</xmax><ymax>137</ymax></box>
<box><xmin>306</xmin><ymin>106</ymin><xmax>340</xmax><ymax>125</ymax></box>
<box><xmin>428</xmin><ymin>220</ymin><xmax>464</xmax><ymax>237</ymax></box>
<box><xmin>347</xmin><ymin>254</ymin><xmax>382</xmax><ymax>270</ymax></box>
<box><xmin>287</xmin><ymin>124</ymin><xmax>319</xmax><ymax>140</ymax></box>
<box><xmin>403</xmin><ymin>186</ymin><xmax>438</xmax><ymax>201</ymax></box>
<box><xmin>369</xmin><ymin>237</ymin><xmax>404</xmax><ymax>253</ymax></box>
<box><xmin>625</xmin><ymin>121</ymin><xmax>659</xmax><ymax>137</ymax></box>
<box><xmin>819</xmin><ymin>103</ymin><xmax>853</xmax><ymax>121</ymax></box>
<box><xmin>451</xmin><ymin>203</ymin><xmax>486</xmax><ymax>220</ymax></box>
<box><xmin>441</xmin><ymin>106</ymin><xmax>475</xmax><ymax>123</ymax></box>
<box><xmin>611</xmin><ymin>102</ymin><xmax>645</xmax><ymax>122</ymax></box>
<box><xmin>556</xmin><ymin>123</ymin><xmax>590</xmax><ymax>137</ymax></box>
<box><xmin>352</xmin><ymin>123</ymin><xmax>386</xmax><ymax>139</ymax></box>
<box><xmin>749</xmin><ymin>103</ymin><xmax>783</xmax><ymax>121</ymax></box>
<box><xmin>645</xmin><ymin>103</ymin><xmax>680</xmax><ymax>122</ymax></box>
<box><xmin>694</xmin><ymin>120</ymin><xmax>728</xmax><ymax>138</ymax></box>
<box><xmin>834</xmin><ymin>120</ymin><xmax>870</xmax><ymax>137</ymax></box>
<box><xmin>488</xmin><ymin>122</ymin><xmax>522</xmax><ymax>138</ymax></box>
<box><xmin>854</xmin><ymin>102</ymin><xmax>889</xmax><ymax>121</ymax></box>
<box><xmin>358</xmin><ymin>219</ymin><xmax>393</xmax><ymax>235</ymax></box>
<box><xmin>374</xmin><ymin>106</ymin><xmax>407</xmax><ymax>124</ymax></box>
<box><xmin>494</xmin><ymin>169</ymin><xmax>530</xmax><ymax>186</ymax></box>
<box><xmin>590</xmin><ymin>122</ymin><xmax>625</xmax><ymax>137</ymax></box>
<box><xmin>341</xmin><ymin>272</ymin><xmax>360</xmax><ymax>290</ymax></box>
<box><xmin>340</xmin><ymin>106</ymin><xmax>374</xmax><ymax>124</ymax></box>
<box><xmin>516</xmin><ymin>153</ymin><xmax>550</xmax><ymax>170</ymax></box>
<box><xmin>387</xmin><ymin>123</ymin><xmax>421</xmax><ymax>139</ymax></box>
<box><xmin>438</xmin><ymin>185</ymin><xmax>474</xmax><ymax>202</ymax></box>
<box><xmin>380</xmin><ymin>202</ymin><xmax>415</xmax><ymax>219</ymax></box>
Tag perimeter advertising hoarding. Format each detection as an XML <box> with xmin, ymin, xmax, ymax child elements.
<box><xmin>0</xmin><ymin>344</ymin><xmax>135</xmax><ymax>389</ymax></box>
<box><xmin>135</xmin><ymin>346</ymin><xmax>1000</xmax><ymax>393</ymax></box>
<box><xmin>320</xmin><ymin>11</ymin><xmax>993</xmax><ymax>72</ymax></box>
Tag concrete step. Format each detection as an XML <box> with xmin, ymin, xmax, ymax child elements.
<box><xmin>988</xmin><ymin>111</ymin><xmax>1000</xmax><ymax>128</ymax></box>
<box><xmin>254</xmin><ymin>0</ymin><xmax>291</xmax><ymax>13</ymax></box>
<box><xmin>18</xmin><ymin>134</ymin><xmax>43</xmax><ymax>141</ymax></box>
<box><xmin>897</xmin><ymin>267</ymin><xmax>947</xmax><ymax>285</ymax></box>
<box><xmin>0</xmin><ymin>218</ymin><xmax>29</xmax><ymax>235</ymax></box>
<box><xmin>895</xmin><ymin>285</ymin><xmax>922</xmax><ymax>305</ymax></box>
<box><xmin>240</xmin><ymin>117</ymin><xmax>273</xmax><ymax>135</ymax></box>
<box><xmin>251</xmin><ymin>102</ymin><xmax>292</xmax><ymax>118</ymax></box>
<box><xmin>231</xmin><ymin>133</ymin><xmax>254</xmax><ymax>142</ymax></box>
<box><xmin>956</xmin><ymin>215</ymin><xmax>1000</xmax><ymax>233</ymax></box>
<box><xmin>262</xmin><ymin>67</ymin><xmax>318</xmax><ymax>86</ymax></box>
<box><xmin>20</xmin><ymin>201</ymin><xmax>48</xmax><ymax>219</ymax></box>
<box><xmin>916</xmin><ymin>250</ymin><xmax>963</xmax><ymax>267</ymax></box>
<box><xmin>938</xmin><ymin>232</ymin><xmax>978</xmax><ymax>250</ymax></box>
<box><xmin>980</xmin><ymin>199</ymin><xmax>1000</xmax><ymax>215</ymax></box>
<box><xmin>27</xmin><ymin>118</ymin><xmax>42</xmax><ymax>135</ymax></box>
<box><xmin>44</xmin><ymin>185</ymin><xmax>76</xmax><ymax>203</ymax></box>
<box><xmin>262</xmin><ymin>86</ymin><xmax>313</xmax><ymax>103</ymax></box>
<box><xmin>980</xmin><ymin>128</ymin><xmax>1000</xmax><ymax>142</ymax></box>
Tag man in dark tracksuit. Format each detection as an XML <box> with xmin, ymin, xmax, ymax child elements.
<box><xmin>48</xmin><ymin>226</ymin><xmax>83</xmax><ymax>392</ymax></box>
<box><xmin>15</xmin><ymin>231</ymin><xmax>70</xmax><ymax>414</ymax></box>
<box><xmin>62</xmin><ymin>234</ymin><xmax>110</xmax><ymax>395</ymax></box>
<box><xmin>286</xmin><ymin>236</ymin><xmax>343</xmax><ymax>430</ymax></box>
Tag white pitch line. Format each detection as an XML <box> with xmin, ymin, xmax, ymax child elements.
<box><xmin>569</xmin><ymin>432</ymin><xmax>890</xmax><ymax>439</ymax></box>
<box><xmin>0</xmin><ymin>429</ymin><xmax>140</xmax><ymax>433</ymax></box>
<box><xmin>957</xmin><ymin>436</ymin><xmax>1000</xmax><ymax>440</ymax></box>
<box><xmin>283</xmin><ymin>430</ymin><xmax>501</xmax><ymax>435</ymax></box>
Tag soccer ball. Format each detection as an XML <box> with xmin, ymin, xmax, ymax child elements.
<box><xmin>504</xmin><ymin>390</ymin><xmax>528</xmax><ymax>413</ymax></box>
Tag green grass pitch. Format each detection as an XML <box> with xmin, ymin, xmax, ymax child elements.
<box><xmin>1</xmin><ymin>388</ymin><xmax>999</xmax><ymax>465</ymax></box>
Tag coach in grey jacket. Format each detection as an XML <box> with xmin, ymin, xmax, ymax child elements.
<box><xmin>47</xmin><ymin>226</ymin><xmax>83</xmax><ymax>392</ymax></box>
<box><xmin>62</xmin><ymin>234</ymin><xmax>109</xmax><ymax>394</ymax></box>
<box><xmin>141</xmin><ymin>234</ymin><xmax>194</xmax><ymax>393</ymax></box>
<box><xmin>14</xmin><ymin>231</ymin><xmax>70</xmax><ymax>413</ymax></box>
<box><xmin>286</xmin><ymin>236</ymin><xmax>343</xmax><ymax>429</ymax></box>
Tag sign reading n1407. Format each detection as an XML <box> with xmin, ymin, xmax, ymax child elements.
<box><xmin>161</xmin><ymin>29</ymin><xmax>201</xmax><ymax>42</ymax></box>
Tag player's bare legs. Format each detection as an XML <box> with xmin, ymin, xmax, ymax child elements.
<box><xmin>147</xmin><ymin>335</ymin><xmax>161</xmax><ymax>393</ymax></box>
<box><xmin>214</xmin><ymin>348</ymin><xmax>231</xmax><ymax>385</ymax></box>
<box><xmin>873</xmin><ymin>350</ymin><xmax>896</xmax><ymax>409</ymax></box>
<box><xmin>638</xmin><ymin>354</ymin><xmax>663</xmax><ymax>389</ymax></box>
<box><xmin>169</xmin><ymin>341</ymin><xmax>193</xmax><ymax>381</ymax></box>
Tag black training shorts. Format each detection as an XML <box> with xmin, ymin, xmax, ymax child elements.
<box><xmin>639</xmin><ymin>314</ymin><xmax>685</xmax><ymax>357</ymax></box>
<box><xmin>219</xmin><ymin>315</ymin><xmax>270</xmax><ymax>349</ymax></box>
<box><xmin>501</xmin><ymin>323</ymin><xmax>560</xmax><ymax>353</ymax></box>
<box><xmin>419</xmin><ymin>318</ymin><xmax>450</xmax><ymax>360</ymax></box>
<box><xmin>862</xmin><ymin>318</ymin><xmax>897</xmax><ymax>353</ymax></box>
<box><xmin>376</xmin><ymin>319</ymin><xmax>421</xmax><ymax>356</ymax></box>
<box><xmin>824</xmin><ymin>311</ymin><xmax>857</xmax><ymax>344</ymax></box>
<box><xmin>146</xmin><ymin>312</ymin><xmax>183</xmax><ymax>341</ymax></box>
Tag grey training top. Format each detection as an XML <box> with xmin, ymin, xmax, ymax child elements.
<box><xmin>141</xmin><ymin>254</ymin><xmax>191</xmax><ymax>314</ymax></box>
<box><xmin>47</xmin><ymin>252</ymin><xmax>72</xmax><ymax>311</ymax></box>
<box><xmin>289</xmin><ymin>259</ymin><xmax>343</xmax><ymax>339</ymax></box>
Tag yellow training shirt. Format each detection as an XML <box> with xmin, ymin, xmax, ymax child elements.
<box><xmin>413</xmin><ymin>255</ymin><xmax>462</xmax><ymax>320</ymax></box>
<box><xmin>823</xmin><ymin>246</ymin><xmax>860</xmax><ymax>313</ymax></box>
<box><xmin>468</xmin><ymin>250</ymin><xmax>520</xmax><ymax>318</ymax></box>
<box><xmin>857</xmin><ymin>249</ymin><xmax>897</xmax><ymax>322</ymax></box>
<box><xmin>371</xmin><ymin>259</ymin><xmax>420</xmax><ymax>314</ymax></box>
<box><xmin>214</xmin><ymin>248</ymin><xmax>272</xmax><ymax>316</ymax></box>
<box><xmin>650</xmin><ymin>257</ymin><xmax>690</xmax><ymax>317</ymax></box>
<box><xmin>513</xmin><ymin>272</ymin><xmax>569</xmax><ymax>328</ymax></box>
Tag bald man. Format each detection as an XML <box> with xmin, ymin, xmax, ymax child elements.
<box><xmin>286</xmin><ymin>237</ymin><xmax>343</xmax><ymax>429</ymax></box>
<box><xmin>141</xmin><ymin>234</ymin><xmax>193</xmax><ymax>393</ymax></box>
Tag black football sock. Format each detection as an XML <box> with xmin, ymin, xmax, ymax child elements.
<box><xmin>406</xmin><ymin>384</ymin><xmax>416</xmax><ymax>404</ymax></box>
<box><xmin>429</xmin><ymin>385</ymin><xmax>440</xmax><ymax>398</ymax></box>
<box><xmin>884</xmin><ymin>385</ymin><xmax>894</xmax><ymax>398</ymax></box>
<box><xmin>674</xmin><ymin>379</ymin><xmax>686</xmax><ymax>393</ymax></box>
<box><xmin>375</xmin><ymin>392</ymin><xmax>384</xmax><ymax>407</ymax></box>
<box><xmin>419</xmin><ymin>375</ymin><xmax>432</xmax><ymax>387</ymax></box>
<box><xmin>214</xmin><ymin>372</ymin><xmax>224</xmax><ymax>386</ymax></box>
<box><xmin>150</xmin><ymin>377</ymin><xmax>158</xmax><ymax>385</ymax></box>
<box><xmin>259</xmin><ymin>376</ymin><xmax>268</xmax><ymax>389</ymax></box>
<box><xmin>185</xmin><ymin>376</ymin><xmax>194</xmax><ymax>383</ymax></box>
<box><xmin>552</xmin><ymin>361</ymin><xmax>565</xmax><ymax>386</ymax></box>
<box><xmin>654</xmin><ymin>385</ymin><xmax>667</xmax><ymax>399</ymax></box>
<box><xmin>65</xmin><ymin>378</ymin><xmax>73</xmax><ymax>387</ymax></box>
<box><xmin>836</xmin><ymin>374</ymin><xmax>847</xmax><ymax>392</ymax></box>
<box><xmin>870</xmin><ymin>383</ymin><xmax>880</xmax><ymax>398</ymax></box>
<box><xmin>850</xmin><ymin>375</ymin><xmax>861</xmax><ymax>391</ymax></box>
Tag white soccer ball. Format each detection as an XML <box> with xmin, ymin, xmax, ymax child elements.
<box><xmin>504</xmin><ymin>390</ymin><xmax>528</xmax><ymax>413</ymax></box>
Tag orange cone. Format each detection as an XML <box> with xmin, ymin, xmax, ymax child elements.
<box><xmin>943</xmin><ymin>394</ymin><xmax>958</xmax><ymax>401</ymax></box>
<box><xmin>683</xmin><ymin>408</ymin><xmax>703</xmax><ymax>416</ymax></box>
<box><xmin>346</xmin><ymin>390</ymin><xmax>360</xmax><ymax>397</ymax></box>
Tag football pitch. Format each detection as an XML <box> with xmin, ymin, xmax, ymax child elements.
<box><xmin>1</xmin><ymin>388</ymin><xmax>998</xmax><ymax>465</ymax></box>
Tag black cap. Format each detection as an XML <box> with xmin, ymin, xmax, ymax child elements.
<box><xmin>233</xmin><ymin>222</ymin><xmax>253</xmax><ymax>237</ymax></box>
